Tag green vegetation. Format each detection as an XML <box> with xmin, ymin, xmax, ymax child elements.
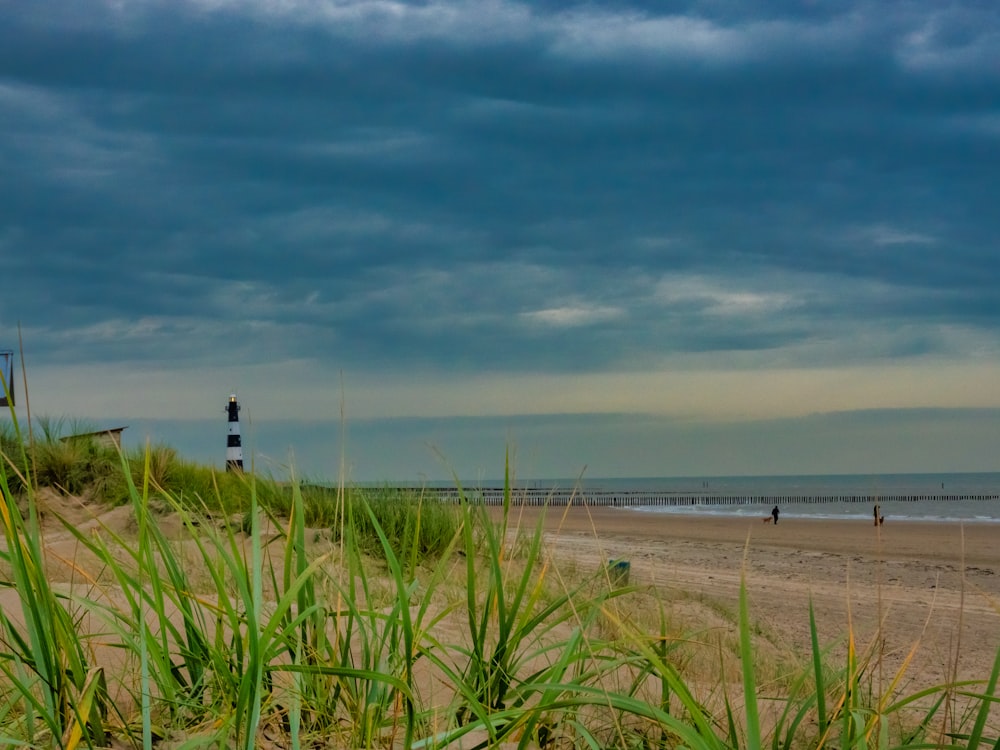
<box><xmin>0</xmin><ymin>417</ymin><xmax>458</xmax><ymax>557</ymax></box>
<box><xmin>0</xmin><ymin>416</ymin><xmax>998</xmax><ymax>748</ymax></box>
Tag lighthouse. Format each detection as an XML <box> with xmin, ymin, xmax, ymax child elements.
<box><xmin>226</xmin><ymin>393</ymin><xmax>243</xmax><ymax>472</ymax></box>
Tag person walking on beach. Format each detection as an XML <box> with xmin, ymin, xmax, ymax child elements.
<box><xmin>874</xmin><ymin>504</ymin><xmax>884</xmax><ymax>526</ymax></box>
<box><xmin>771</xmin><ymin>505</ymin><xmax>780</xmax><ymax>525</ymax></box>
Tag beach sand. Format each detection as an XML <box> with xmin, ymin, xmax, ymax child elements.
<box><xmin>10</xmin><ymin>491</ymin><xmax>999</xmax><ymax>736</ymax></box>
<box><xmin>496</xmin><ymin>505</ymin><xmax>1000</xmax><ymax>687</ymax></box>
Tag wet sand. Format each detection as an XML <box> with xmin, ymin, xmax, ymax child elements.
<box><xmin>497</xmin><ymin>506</ymin><xmax>1000</xmax><ymax>685</ymax></box>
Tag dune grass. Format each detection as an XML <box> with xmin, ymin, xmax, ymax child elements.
<box><xmin>0</xmin><ymin>415</ymin><xmax>999</xmax><ymax>747</ymax></box>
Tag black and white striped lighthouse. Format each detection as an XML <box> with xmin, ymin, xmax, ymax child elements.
<box><xmin>225</xmin><ymin>393</ymin><xmax>243</xmax><ymax>472</ymax></box>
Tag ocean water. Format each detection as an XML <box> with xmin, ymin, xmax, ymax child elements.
<box><xmin>536</xmin><ymin>472</ymin><xmax>1000</xmax><ymax>523</ymax></box>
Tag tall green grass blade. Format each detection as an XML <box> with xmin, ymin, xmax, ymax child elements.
<box><xmin>362</xmin><ymin>499</ymin><xmax>417</xmax><ymax>747</ymax></box>
<box><xmin>739</xmin><ymin>567</ymin><xmax>762</xmax><ymax>750</ymax></box>
<box><xmin>281</xmin><ymin>474</ymin><xmax>309</xmax><ymax>749</ymax></box>
<box><xmin>137</xmin><ymin>444</ymin><xmax>155</xmax><ymax>750</ymax></box>
<box><xmin>841</xmin><ymin>627</ymin><xmax>859</xmax><ymax>749</ymax></box>
<box><xmin>811</xmin><ymin>598</ymin><xmax>828</xmax><ymax>733</ymax></box>
<box><xmin>235</xmin><ymin>471</ymin><xmax>264</xmax><ymax>750</ymax></box>
<box><xmin>963</xmin><ymin>641</ymin><xmax>1000</xmax><ymax>750</ymax></box>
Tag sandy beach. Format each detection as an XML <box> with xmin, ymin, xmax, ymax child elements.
<box><xmin>497</xmin><ymin>505</ymin><xmax>1000</xmax><ymax>687</ymax></box>
<box><xmin>0</xmin><ymin>489</ymin><xmax>994</xmax><ymax>747</ymax></box>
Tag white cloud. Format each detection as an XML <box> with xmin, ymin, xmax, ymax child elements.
<box><xmin>548</xmin><ymin>8</ymin><xmax>874</xmax><ymax>65</ymax></box>
<box><xmin>854</xmin><ymin>223</ymin><xmax>936</xmax><ymax>246</ymax></box>
<box><xmin>654</xmin><ymin>275</ymin><xmax>797</xmax><ymax>317</ymax></box>
<box><xmin>296</xmin><ymin>129</ymin><xmax>436</xmax><ymax>160</ymax></box>
<box><xmin>175</xmin><ymin>0</ymin><xmax>536</xmax><ymax>43</ymax></box>
<box><xmin>551</xmin><ymin>13</ymin><xmax>750</xmax><ymax>62</ymax></box>
<box><xmin>520</xmin><ymin>304</ymin><xmax>626</xmax><ymax>328</ymax></box>
<box><xmin>41</xmin><ymin>316</ymin><xmax>174</xmax><ymax>344</ymax></box>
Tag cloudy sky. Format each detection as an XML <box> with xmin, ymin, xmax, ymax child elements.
<box><xmin>2</xmin><ymin>0</ymin><xmax>999</xmax><ymax>482</ymax></box>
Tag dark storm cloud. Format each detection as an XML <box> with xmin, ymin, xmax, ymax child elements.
<box><xmin>2</xmin><ymin>0</ymin><xmax>999</xmax><ymax>373</ymax></box>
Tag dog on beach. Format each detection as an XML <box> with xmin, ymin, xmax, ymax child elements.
<box><xmin>762</xmin><ymin>516</ymin><xmax>773</xmax><ymax>524</ymax></box>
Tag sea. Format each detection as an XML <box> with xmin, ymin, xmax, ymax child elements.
<box><xmin>490</xmin><ymin>472</ymin><xmax>1000</xmax><ymax>523</ymax></box>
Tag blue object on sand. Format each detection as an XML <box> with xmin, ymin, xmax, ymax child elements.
<box><xmin>607</xmin><ymin>559</ymin><xmax>631</xmax><ymax>585</ymax></box>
